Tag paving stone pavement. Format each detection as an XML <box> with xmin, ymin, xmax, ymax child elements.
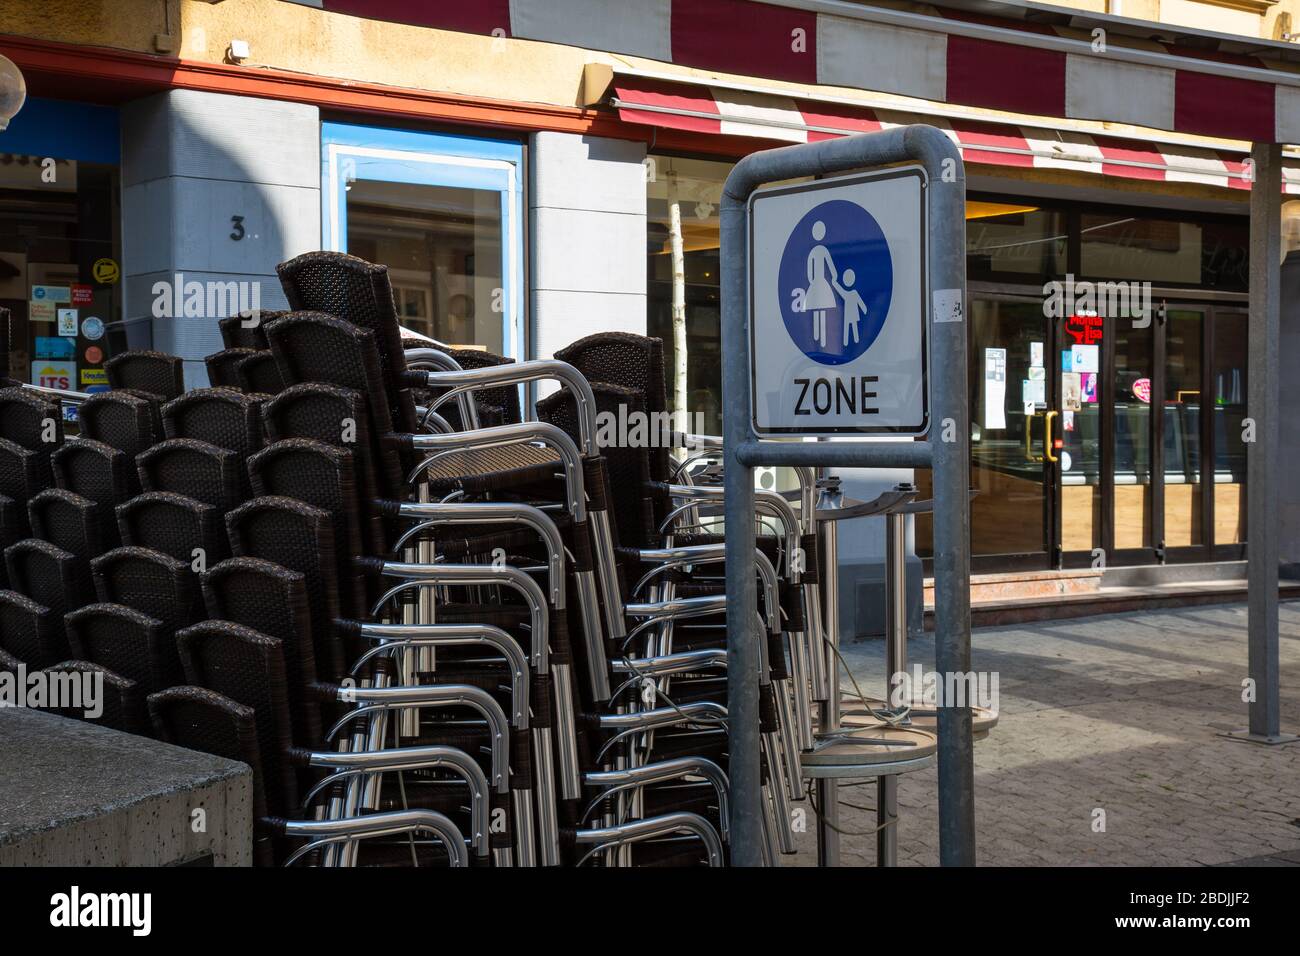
<box><xmin>788</xmin><ymin>601</ymin><xmax>1300</xmax><ymax>866</ymax></box>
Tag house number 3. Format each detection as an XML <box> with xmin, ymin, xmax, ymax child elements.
<box><xmin>230</xmin><ymin>215</ymin><xmax>245</xmax><ymax>241</ymax></box>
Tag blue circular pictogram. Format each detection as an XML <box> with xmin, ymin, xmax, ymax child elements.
<box><xmin>778</xmin><ymin>199</ymin><xmax>892</xmax><ymax>366</ymax></box>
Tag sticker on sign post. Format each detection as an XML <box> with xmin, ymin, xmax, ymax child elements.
<box><xmin>748</xmin><ymin>165</ymin><xmax>929</xmax><ymax>436</ymax></box>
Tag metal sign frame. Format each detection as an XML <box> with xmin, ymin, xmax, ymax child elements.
<box><xmin>748</xmin><ymin>164</ymin><xmax>931</xmax><ymax>438</ymax></box>
<box><xmin>721</xmin><ymin>126</ymin><xmax>975</xmax><ymax>866</ymax></box>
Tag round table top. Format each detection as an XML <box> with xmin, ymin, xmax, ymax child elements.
<box><xmin>800</xmin><ymin>725</ymin><xmax>938</xmax><ymax>779</ymax></box>
<box><xmin>836</xmin><ymin>696</ymin><xmax>1000</xmax><ymax>737</ymax></box>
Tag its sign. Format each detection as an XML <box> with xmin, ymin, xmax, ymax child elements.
<box><xmin>748</xmin><ymin>166</ymin><xmax>929</xmax><ymax>436</ymax></box>
<box><xmin>31</xmin><ymin>361</ymin><xmax>75</xmax><ymax>390</ymax></box>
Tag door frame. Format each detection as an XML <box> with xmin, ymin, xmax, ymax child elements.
<box><xmin>320</xmin><ymin>121</ymin><xmax>527</xmax><ymax>359</ymax></box>
<box><xmin>965</xmin><ymin>284</ymin><xmax>1058</xmax><ymax>574</ymax></box>
<box><xmin>965</xmin><ymin>284</ymin><xmax>1248</xmax><ymax>574</ymax></box>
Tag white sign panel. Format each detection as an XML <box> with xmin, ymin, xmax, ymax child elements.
<box><xmin>749</xmin><ymin>166</ymin><xmax>929</xmax><ymax>436</ymax></box>
<box><xmin>31</xmin><ymin>360</ymin><xmax>75</xmax><ymax>391</ymax></box>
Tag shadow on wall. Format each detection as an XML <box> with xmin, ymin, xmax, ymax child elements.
<box><xmin>117</xmin><ymin>88</ymin><xmax>322</xmax><ymax>388</ymax></box>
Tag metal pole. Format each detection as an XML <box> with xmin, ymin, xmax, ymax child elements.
<box><xmin>923</xmin><ymin>136</ymin><xmax>976</xmax><ymax>867</ymax></box>
<box><xmin>722</xmin><ymin>125</ymin><xmax>973</xmax><ymax>865</ymax></box>
<box><xmin>1247</xmin><ymin>142</ymin><xmax>1282</xmax><ymax>739</ymax></box>
<box><xmin>817</xmin><ymin>475</ymin><xmax>842</xmax><ymax>866</ymax></box>
<box><xmin>877</xmin><ymin>503</ymin><xmax>909</xmax><ymax>867</ymax></box>
<box><xmin>721</xmin><ymin>175</ymin><xmax>764</xmax><ymax>868</ymax></box>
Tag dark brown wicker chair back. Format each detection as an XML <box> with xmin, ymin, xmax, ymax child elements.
<box><xmin>51</xmin><ymin>439</ymin><xmax>135</xmax><ymax>547</ymax></box>
<box><xmin>0</xmin><ymin>588</ymin><xmax>59</xmax><ymax>668</ymax></box>
<box><xmin>0</xmin><ymin>496</ymin><xmax>22</xmax><ymax>587</ymax></box>
<box><xmin>265</xmin><ymin>310</ymin><xmax>395</xmax><ymax>425</ymax></box>
<box><xmin>161</xmin><ymin>387</ymin><xmax>265</xmax><ymax>462</ymax></box>
<box><xmin>104</xmin><ymin>350</ymin><xmax>186</xmax><ymax>401</ymax></box>
<box><xmin>91</xmin><ymin>545</ymin><xmax>198</xmax><ymax>634</ymax></box>
<box><xmin>41</xmin><ymin>660</ymin><xmax>147</xmax><ymax>734</ymax></box>
<box><xmin>0</xmin><ymin>389</ymin><xmax>63</xmax><ymax>450</ymax></box>
<box><xmin>28</xmin><ymin>488</ymin><xmax>105</xmax><ymax>559</ymax></box>
<box><xmin>247</xmin><ymin>438</ymin><xmax>367</xmax><ymax>617</ymax></box>
<box><xmin>225</xmin><ymin>496</ymin><xmax>344</xmax><ymax>682</ymax></box>
<box><xmin>0</xmin><ymin>306</ymin><xmax>11</xmax><ymax>387</ymax></box>
<box><xmin>204</xmin><ymin>347</ymin><xmax>256</xmax><ymax>389</ymax></box>
<box><xmin>540</xmin><ymin>381</ymin><xmax>655</xmax><ymax>550</ymax></box>
<box><xmin>202</xmin><ymin>556</ymin><xmax>320</xmax><ymax>747</ymax></box>
<box><xmin>147</xmin><ymin>685</ymin><xmax>272</xmax><ymax>860</ymax></box>
<box><xmin>219</xmin><ymin>311</ymin><xmax>282</xmax><ymax>351</ymax></box>
<box><xmin>66</xmin><ymin>601</ymin><xmax>181</xmax><ymax>694</ymax></box>
<box><xmin>555</xmin><ymin>332</ymin><xmax>672</xmax><ymax>481</ymax></box>
<box><xmin>0</xmin><ymin>437</ymin><xmax>54</xmax><ymax>507</ymax></box>
<box><xmin>262</xmin><ymin>381</ymin><xmax>403</xmax><ymax>508</ymax></box>
<box><xmin>176</xmin><ymin>619</ymin><xmax>298</xmax><ymax>814</ymax></box>
<box><xmin>236</xmin><ymin>350</ymin><xmax>284</xmax><ymax>395</ymax></box>
<box><xmin>77</xmin><ymin>390</ymin><xmax>161</xmax><ymax>458</ymax></box>
<box><xmin>116</xmin><ymin>490</ymin><xmax>227</xmax><ymax>567</ymax></box>
<box><xmin>137</xmin><ymin>438</ymin><xmax>243</xmax><ymax>512</ymax></box>
<box><xmin>3</xmin><ymin>538</ymin><xmax>88</xmax><ymax>654</ymax></box>
<box><xmin>276</xmin><ymin>251</ymin><xmax>416</xmax><ymax>431</ymax></box>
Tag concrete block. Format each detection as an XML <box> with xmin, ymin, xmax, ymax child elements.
<box><xmin>531</xmin><ymin>132</ymin><xmax>647</xmax><ymax>214</ymax></box>
<box><xmin>171</xmin><ymin>179</ymin><xmax>320</xmax><ymax>275</ymax></box>
<box><xmin>121</xmin><ymin>179</ymin><xmax>175</xmax><ymax>277</ymax></box>
<box><xmin>0</xmin><ymin>708</ymin><xmax>252</xmax><ymax>866</ymax></box>
<box><xmin>123</xmin><ymin>90</ymin><xmax>321</xmax><ymax>189</ymax></box>
<box><xmin>530</xmin><ymin>206</ymin><xmax>646</xmax><ymax>295</ymax></box>
<box><xmin>124</xmin><ymin>271</ymin><xmax>289</xmax><ymax>359</ymax></box>
<box><xmin>531</xmin><ymin>288</ymin><xmax>647</xmax><ymax>359</ymax></box>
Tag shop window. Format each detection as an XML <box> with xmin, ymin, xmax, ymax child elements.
<box><xmin>345</xmin><ymin>180</ymin><xmax>504</xmax><ymax>352</ymax></box>
<box><xmin>966</xmin><ymin>202</ymin><xmax>1066</xmax><ymax>280</ymax></box>
<box><xmin>0</xmin><ymin>152</ymin><xmax>120</xmax><ymax>398</ymax></box>
<box><xmin>646</xmin><ymin>155</ymin><xmax>731</xmax><ymax>436</ymax></box>
<box><xmin>1212</xmin><ymin>311</ymin><xmax>1248</xmax><ymax>544</ymax></box>
<box><xmin>322</xmin><ymin>122</ymin><xmax>524</xmax><ymax>357</ymax></box>
<box><xmin>1080</xmin><ymin>213</ymin><xmax>1247</xmax><ymax>291</ymax></box>
<box><xmin>1164</xmin><ymin>309</ymin><xmax>1204</xmax><ymax>548</ymax></box>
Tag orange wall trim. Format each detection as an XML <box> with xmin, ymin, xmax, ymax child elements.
<box><xmin>0</xmin><ymin>33</ymin><xmax>640</xmax><ymax>141</ymax></box>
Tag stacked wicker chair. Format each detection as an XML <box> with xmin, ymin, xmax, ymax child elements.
<box><xmin>1</xmin><ymin>252</ymin><xmax>825</xmax><ymax>868</ymax></box>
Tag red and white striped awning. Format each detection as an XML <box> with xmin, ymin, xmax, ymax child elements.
<box><xmin>610</xmin><ymin>77</ymin><xmax>1300</xmax><ymax>193</ymax></box>
<box><xmin>317</xmin><ymin>0</ymin><xmax>1300</xmax><ymax>145</ymax></box>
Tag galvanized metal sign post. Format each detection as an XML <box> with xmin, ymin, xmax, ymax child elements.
<box><xmin>721</xmin><ymin>126</ymin><xmax>974</xmax><ymax>866</ymax></box>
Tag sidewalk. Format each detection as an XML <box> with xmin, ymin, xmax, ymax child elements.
<box><xmin>792</xmin><ymin>601</ymin><xmax>1300</xmax><ymax>866</ymax></box>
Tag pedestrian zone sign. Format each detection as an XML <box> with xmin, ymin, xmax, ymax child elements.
<box><xmin>748</xmin><ymin>165</ymin><xmax>929</xmax><ymax>436</ymax></box>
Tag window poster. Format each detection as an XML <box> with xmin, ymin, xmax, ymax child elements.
<box><xmin>1071</xmin><ymin>344</ymin><xmax>1100</xmax><ymax>374</ymax></box>
<box><xmin>57</xmin><ymin>308</ymin><xmax>78</xmax><ymax>337</ymax></box>
<box><xmin>1022</xmin><ymin>377</ymin><xmax>1046</xmax><ymax>407</ymax></box>
<box><xmin>983</xmin><ymin>347</ymin><xmax>1007</xmax><ymax>429</ymax></box>
<box><xmin>1062</xmin><ymin>371</ymin><xmax>1082</xmax><ymax>411</ymax></box>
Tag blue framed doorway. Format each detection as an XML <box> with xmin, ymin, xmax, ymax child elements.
<box><xmin>321</xmin><ymin>122</ymin><xmax>525</xmax><ymax>358</ymax></box>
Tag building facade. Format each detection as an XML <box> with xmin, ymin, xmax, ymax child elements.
<box><xmin>2</xmin><ymin>0</ymin><xmax>1298</xmax><ymax>633</ymax></box>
